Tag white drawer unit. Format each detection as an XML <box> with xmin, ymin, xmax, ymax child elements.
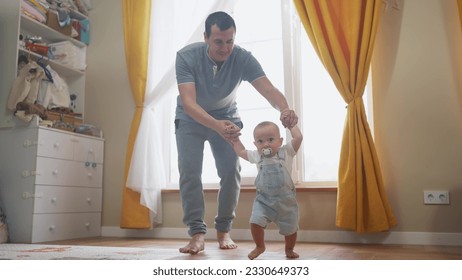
<box><xmin>33</xmin><ymin>185</ymin><xmax>102</xmax><ymax>213</ymax></box>
<box><xmin>0</xmin><ymin>125</ymin><xmax>104</xmax><ymax>243</ymax></box>
<box><xmin>37</xmin><ymin>129</ymin><xmax>104</xmax><ymax>163</ymax></box>
<box><xmin>35</xmin><ymin>157</ymin><xmax>103</xmax><ymax>188</ymax></box>
<box><xmin>32</xmin><ymin>213</ymin><xmax>102</xmax><ymax>243</ymax></box>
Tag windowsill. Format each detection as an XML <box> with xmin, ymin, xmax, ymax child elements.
<box><xmin>161</xmin><ymin>184</ymin><xmax>337</xmax><ymax>194</ymax></box>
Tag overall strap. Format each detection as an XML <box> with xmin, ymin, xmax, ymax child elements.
<box><xmin>277</xmin><ymin>148</ymin><xmax>285</xmax><ymax>160</ymax></box>
<box><xmin>258</xmin><ymin>148</ymin><xmax>286</xmax><ymax>166</ymax></box>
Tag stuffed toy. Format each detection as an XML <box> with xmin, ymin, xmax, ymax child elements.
<box><xmin>16</xmin><ymin>102</ymin><xmax>48</xmax><ymax>120</ymax></box>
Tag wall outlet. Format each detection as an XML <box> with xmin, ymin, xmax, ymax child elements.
<box><xmin>423</xmin><ymin>191</ymin><xmax>450</xmax><ymax>205</ymax></box>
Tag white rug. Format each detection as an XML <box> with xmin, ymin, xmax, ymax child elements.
<box><xmin>0</xmin><ymin>243</ymin><xmax>180</xmax><ymax>260</ymax></box>
<box><xmin>0</xmin><ymin>243</ymin><xmax>290</xmax><ymax>260</ymax></box>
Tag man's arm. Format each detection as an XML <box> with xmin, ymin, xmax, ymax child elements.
<box><xmin>178</xmin><ymin>83</ymin><xmax>241</xmax><ymax>140</ymax></box>
<box><xmin>251</xmin><ymin>76</ymin><xmax>298</xmax><ymax>128</ymax></box>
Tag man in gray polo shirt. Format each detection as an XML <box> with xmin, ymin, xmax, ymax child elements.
<box><xmin>175</xmin><ymin>11</ymin><xmax>298</xmax><ymax>254</ymax></box>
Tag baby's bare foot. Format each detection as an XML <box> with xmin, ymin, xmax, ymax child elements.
<box><xmin>179</xmin><ymin>233</ymin><xmax>205</xmax><ymax>254</ymax></box>
<box><xmin>217</xmin><ymin>231</ymin><xmax>237</xmax><ymax>249</ymax></box>
<box><xmin>285</xmin><ymin>249</ymin><xmax>299</xmax><ymax>259</ymax></box>
<box><xmin>248</xmin><ymin>246</ymin><xmax>265</xmax><ymax>260</ymax></box>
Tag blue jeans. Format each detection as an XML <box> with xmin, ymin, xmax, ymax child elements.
<box><xmin>175</xmin><ymin>119</ymin><xmax>242</xmax><ymax>236</ymax></box>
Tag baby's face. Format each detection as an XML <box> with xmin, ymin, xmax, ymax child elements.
<box><xmin>253</xmin><ymin>125</ymin><xmax>283</xmax><ymax>157</ymax></box>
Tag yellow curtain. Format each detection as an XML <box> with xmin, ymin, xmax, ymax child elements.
<box><xmin>458</xmin><ymin>0</ymin><xmax>462</xmax><ymax>30</ymax></box>
<box><xmin>120</xmin><ymin>0</ymin><xmax>152</xmax><ymax>229</ymax></box>
<box><xmin>294</xmin><ymin>0</ymin><xmax>397</xmax><ymax>233</ymax></box>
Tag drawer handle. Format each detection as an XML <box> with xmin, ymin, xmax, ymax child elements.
<box><xmin>52</xmin><ymin>169</ymin><xmax>59</xmax><ymax>175</ymax></box>
<box><xmin>86</xmin><ymin>198</ymin><xmax>92</xmax><ymax>204</ymax></box>
<box><xmin>49</xmin><ymin>225</ymin><xmax>55</xmax><ymax>231</ymax></box>
<box><xmin>85</xmin><ymin>161</ymin><xmax>98</xmax><ymax>168</ymax></box>
<box><xmin>85</xmin><ymin>222</ymin><xmax>90</xmax><ymax>228</ymax></box>
<box><xmin>21</xmin><ymin>170</ymin><xmax>39</xmax><ymax>177</ymax></box>
<box><xmin>21</xmin><ymin>192</ymin><xmax>43</xmax><ymax>199</ymax></box>
<box><xmin>53</xmin><ymin>142</ymin><xmax>60</xmax><ymax>148</ymax></box>
<box><xmin>87</xmin><ymin>172</ymin><xmax>93</xmax><ymax>178</ymax></box>
<box><xmin>85</xmin><ymin>162</ymin><xmax>97</xmax><ymax>168</ymax></box>
<box><xmin>51</xmin><ymin>197</ymin><xmax>57</xmax><ymax>203</ymax></box>
<box><xmin>23</xmin><ymin>139</ymin><xmax>39</xmax><ymax>147</ymax></box>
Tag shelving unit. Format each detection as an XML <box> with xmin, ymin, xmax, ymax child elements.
<box><xmin>0</xmin><ymin>1</ymin><xmax>104</xmax><ymax>243</ymax></box>
<box><xmin>20</xmin><ymin>14</ymin><xmax>86</xmax><ymax>49</ymax></box>
<box><xmin>0</xmin><ymin>1</ymin><xmax>87</xmax><ymax>127</ymax></box>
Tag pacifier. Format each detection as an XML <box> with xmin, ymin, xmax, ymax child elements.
<box><xmin>262</xmin><ymin>148</ymin><xmax>272</xmax><ymax>158</ymax></box>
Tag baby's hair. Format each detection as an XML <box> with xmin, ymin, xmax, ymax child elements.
<box><xmin>254</xmin><ymin>121</ymin><xmax>278</xmax><ymax>130</ymax></box>
<box><xmin>254</xmin><ymin>121</ymin><xmax>280</xmax><ymax>135</ymax></box>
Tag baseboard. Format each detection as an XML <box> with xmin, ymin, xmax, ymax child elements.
<box><xmin>101</xmin><ymin>226</ymin><xmax>462</xmax><ymax>246</ymax></box>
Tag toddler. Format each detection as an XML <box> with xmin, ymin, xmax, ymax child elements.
<box><xmin>232</xmin><ymin>121</ymin><xmax>303</xmax><ymax>259</ymax></box>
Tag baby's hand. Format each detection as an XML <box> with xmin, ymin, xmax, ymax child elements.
<box><xmin>225</xmin><ymin>123</ymin><xmax>239</xmax><ymax>132</ymax></box>
<box><xmin>280</xmin><ymin>109</ymin><xmax>298</xmax><ymax>128</ymax></box>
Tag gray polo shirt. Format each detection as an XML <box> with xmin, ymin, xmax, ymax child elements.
<box><xmin>175</xmin><ymin>42</ymin><xmax>265</xmax><ymax>122</ymax></box>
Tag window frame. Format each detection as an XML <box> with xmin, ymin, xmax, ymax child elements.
<box><xmin>165</xmin><ymin>0</ymin><xmax>373</xmax><ymax>190</ymax></box>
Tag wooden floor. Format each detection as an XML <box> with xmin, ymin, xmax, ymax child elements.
<box><xmin>43</xmin><ymin>237</ymin><xmax>462</xmax><ymax>260</ymax></box>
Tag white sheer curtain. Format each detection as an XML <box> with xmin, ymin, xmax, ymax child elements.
<box><xmin>126</xmin><ymin>0</ymin><xmax>237</xmax><ymax>225</ymax></box>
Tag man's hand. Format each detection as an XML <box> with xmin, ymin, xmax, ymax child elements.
<box><xmin>215</xmin><ymin>120</ymin><xmax>241</xmax><ymax>141</ymax></box>
<box><xmin>280</xmin><ymin>109</ymin><xmax>298</xmax><ymax>128</ymax></box>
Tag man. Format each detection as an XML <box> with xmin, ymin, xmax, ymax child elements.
<box><xmin>175</xmin><ymin>11</ymin><xmax>298</xmax><ymax>254</ymax></box>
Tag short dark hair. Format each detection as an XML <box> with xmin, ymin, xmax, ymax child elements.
<box><xmin>205</xmin><ymin>11</ymin><xmax>236</xmax><ymax>37</ymax></box>
<box><xmin>254</xmin><ymin>121</ymin><xmax>280</xmax><ymax>137</ymax></box>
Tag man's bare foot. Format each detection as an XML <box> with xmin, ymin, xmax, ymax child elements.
<box><xmin>179</xmin><ymin>233</ymin><xmax>205</xmax><ymax>254</ymax></box>
<box><xmin>217</xmin><ymin>231</ymin><xmax>237</xmax><ymax>249</ymax></box>
<box><xmin>248</xmin><ymin>246</ymin><xmax>265</xmax><ymax>260</ymax></box>
<box><xmin>285</xmin><ymin>249</ymin><xmax>299</xmax><ymax>259</ymax></box>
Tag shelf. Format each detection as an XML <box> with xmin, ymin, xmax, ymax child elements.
<box><xmin>20</xmin><ymin>15</ymin><xmax>86</xmax><ymax>48</ymax></box>
<box><xmin>18</xmin><ymin>47</ymin><xmax>85</xmax><ymax>77</ymax></box>
<box><xmin>1</xmin><ymin>1</ymin><xmax>89</xmax><ymax>128</ymax></box>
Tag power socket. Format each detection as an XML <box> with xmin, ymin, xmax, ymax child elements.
<box><xmin>423</xmin><ymin>191</ymin><xmax>450</xmax><ymax>205</ymax></box>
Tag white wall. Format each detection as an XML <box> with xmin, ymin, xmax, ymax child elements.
<box><xmin>86</xmin><ymin>0</ymin><xmax>134</xmax><ymax>226</ymax></box>
<box><xmin>373</xmin><ymin>0</ymin><xmax>462</xmax><ymax>232</ymax></box>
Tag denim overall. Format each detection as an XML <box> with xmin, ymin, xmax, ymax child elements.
<box><xmin>250</xmin><ymin>148</ymin><xmax>299</xmax><ymax>236</ymax></box>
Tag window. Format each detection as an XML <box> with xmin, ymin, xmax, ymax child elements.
<box><xmin>167</xmin><ymin>0</ymin><xmax>370</xmax><ymax>187</ymax></box>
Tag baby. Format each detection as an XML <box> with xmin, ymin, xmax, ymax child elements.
<box><xmin>232</xmin><ymin>121</ymin><xmax>303</xmax><ymax>259</ymax></box>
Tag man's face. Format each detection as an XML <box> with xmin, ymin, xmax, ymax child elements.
<box><xmin>204</xmin><ymin>24</ymin><xmax>235</xmax><ymax>63</ymax></box>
